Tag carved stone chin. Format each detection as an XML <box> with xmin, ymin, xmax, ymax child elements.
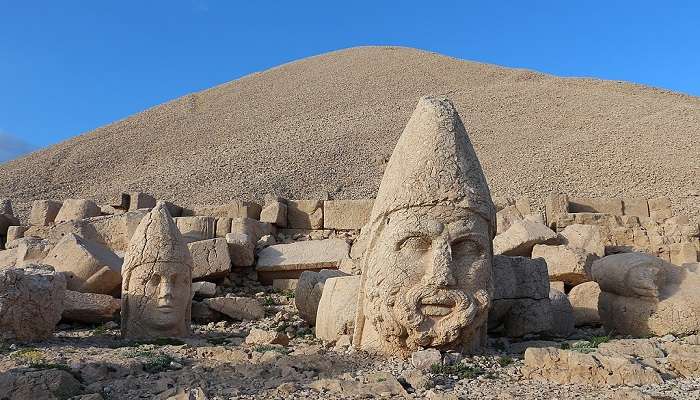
<box><xmin>353</xmin><ymin>97</ymin><xmax>496</xmax><ymax>357</ymax></box>
<box><xmin>121</xmin><ymin>202</ymin><xmax>193</xmax><ymax>339</ymax></box>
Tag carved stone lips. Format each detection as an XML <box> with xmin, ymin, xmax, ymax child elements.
<box><xmin>419</xmin><ymin>293</ymin><xmax>456</xmax><ymax>317</ymax></box>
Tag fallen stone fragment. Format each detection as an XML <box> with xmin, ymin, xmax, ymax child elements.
<box><xmin>191</xmin><ymin>301</ymin><xmax>220</xmax><ymax>323</ymax></box>
<box><xmin>493</xmin><ymin>219</ymin><xmax>558</xmax><ymax>257</ymax></box>
<box><xmin>225</xmin><ymin>233</ymin><xmax>255</xmax><ymax>267</ymax></box>
<box><xmin>256</xmin><ymin>238</ymin><xmax>350</xmax><ymax>284</ymax></box>
<box><xmin>127</xmin><ymin>192</ymin><xmax>157</xmax><ymax>211</ymax></box>
<box><xmin>560</xmin><ymin>224</ymin><xmax>605</xmax><ymax>258</ymax></box>
<box><xmin>648</xmin><ymin>196</ymin><xmax>672</xmax><ymax>222</ymax></box>
<box><xmin>532</xmin><ymin>244</ymin><xmax>594</xmax><ymax>285</ymax></box>
<box><xmin>568</xmin><ymin>281</ymin><xmax>601</xmax><ymax>326</ymax></box>
<box><xmin>523</xmin><ymin>347</ymin><xmax>663</xmax><ymax>385</ymax></box>
<box><xmin>204</xmin><ymin>296</ymin><xmax>264</xmax><ymax>320</ymax></box>
<box><xmin>174</xmin><ymin>216</ymin><xmax>216</xmax><ymax>243</ymax></box>
<box><xmin>0</xmin><ymin>369</ymin><xmax>82</xmax><ymax>400</ymax></box>
<box><xmin>496</xmin><ymin>205</ymin><xmax>524</xmax><ymax>235</ymax></box>
<box><xmin>286</xmin><ymin>199</ymin><xmax>323</xmax><ymax>229</ymax></box>
<box><xmin>545</xmin><ymin>193</ymin><xmax>569</xmax><ymax>228</ymax></box>
<box><xmin>5</xmin><ymin>226</ymin><xmax>27</xmax><ymax>243</ymax></box>
<box><xmin>411</xmin><ymin>349</ymin><xmax>442</xmax><ymax>370</ymax></box>
<box><xmin>192</xmin><ymin>281</ymin><xmax>217</xmax><ymax>298</ymax></box>
<box><xmin>260</xmin><ymin>200</ymin><xmax>287</xmax><ymax>227</ymax></box>
<box><xmin>597</xmin><ymin>339</ymin><xmax>664</xmax><ymax>359</ymax></box>
<box><xmin>245</xmin><ymin>328</ymin><xmax>289</xmax><ymax>346</ymax></box>
<box><xmin>44</xmin><ymin>233</ymin><xmax>122</xmax><ymax>294</ymax></box>
<box><xmin>0</xmin><ymin>265</ymin><xmax>66</xmax><ymax>340</ymax></box>
<box><xmin>188</xmin><ymin>238</ymin><xmax>231</xmax><ymax>280</ymax></box>
<box><xmin>323</xmin><ymin>199</ymin><xmax>373</xmax><ymax>230</ymax></box>
<box><xmin>62</xmin><ymin>290</ymin><xmax>120</xmax><ymax>323</ymax></box>
<box><xmin>184</xmin><ymin>200</ymin><xmax>262</xmax><ymax>220</ymax></box>
<box><xmin>272</xmin><ymin>278</ymin><xmax>298</xmax><ymax>291</ymax></box>
<box><xmin>569</xmin><ymin>197</ymin><xmax>623</xmax><ymax>215</ymax></box>
<box><xmin>622</xmin><ymin>198</ymin><xmax>650</xmax><ymax>218</ymax></box>
<box><xmin>309</xmin><ymin>372</ymin><xmax>407</xmax><ymax>397</ymax></box>
<box><xmin>14</xmin><ymin>237</ymin><xmax>53</xmax><ymax>265</ymax></box>
<box><xmin>547</xmin><ymin>288</ymin><xmax>575</xmax><ymax>338</ymax></box>
<box><xmin>315</xmin><ymin>275</ymin><xmax>361</xmax><ymax>342</ymax></box>
<box><xmin>55</xmin><ymin>199</ymin><xmax>101</xmax><ymax>223</ymax></box>
<box><xmin>295</xmin><ymin>269</ymin><xmax>347</xmax><ymax>325</ymax></box>
<box><xmin>667</xmin><ymin>344</ymin><xmax>700</xmax><ymax>378</ymax></box>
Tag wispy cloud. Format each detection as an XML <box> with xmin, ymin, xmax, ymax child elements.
<box><xmin>0</xmin><ymin>132</ymin><xmax>38</xmax><ymax>163</ymax></box>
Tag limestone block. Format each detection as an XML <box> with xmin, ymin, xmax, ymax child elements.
<box><xmin>547</xmin><ymin>289</ymin><xmax>575</xmax><ymax>337</ymax></box>
<box><xmin>545</xmin><ymin>193</ymin><xmax>569</xmax><ymax>228</ymax></box>
<box><xmin>174</xmin><ymin>216</ymin><xmax>216</xmax><ymax>243</ymax></box>
<box><xmin>0</xmin><ymin>265</ymin><xmax>66</xmax><ymax>340</ymax></box>
<box><xmin>14</xmin><ymin>238</ymin><xmax>53</xmax><ymax>265</ymax></box>
<box><xmin>295</xmin><ymin>269</ymin><xmax>347</xmax><ymax>325</ymax></box>
<box><xmin>623</xmin><ymin>198</ymin><xmax>650</xmax><ymax>218</ymax></box>
<box><xmin>489</xmin><ymin>298</ymin><xmax>552</xmax><ymax>337</ymax></box>
<box><xmin>590</xmin><ymin>252</ymin><xmax>667</xmax><ymax>298</ymax></box>
<box><xmin>29</xmin><ymin>200</ymin><xmax>62</xmax><ymax>226</ymax></box>
<box><xmin>191</xmin><ymin>300</ymin><xmax>220</xmax><ymax>323</ymax></box>
<box><xmin>55</xmin><ymin>199</ymin><xmax>101</xmax><ymax>223</ymax></box>
<box><xmin>128</xmin><ymin>192</ymin><xmax>157</xmax><ymax>211</ymax></box>
<box><xmin>496</xmin><ymin>205</ymin><xmax>523</xmax><ymax>235</ymax></box>
<box><xmin>523</xmin><ymin>347</ymin><xmax>662</xmax><ymax>385</ymax></box>
<box><xmin>184</xmin><ymin>201</ymin><xmax>262</xmax><ymax>220</ymax></box>
<box><xmin>44</xmin><ymin>233</ymin><xmax>122</xmax><ymax>294</ymax></box>
<box><xmin>225</xmin><ymin>233</ymin><xmax>255</xmax><ymax>267</ymax></box>
<box><xmin>188</xmin><ymin>238</ymin><xmax>231</xmax><ymax>280</ymax></box>
<box><xmin>411</xmin><ymin>349</ymin><xmax>442</xmax><ymax>370</ymax></box>
<box><xmin>62</xmin><ymin>290</ymin><xmax>120</xmax><ymax>323</ymax></box>
<box><xmin>215</xmin><ymin>217</ymin><xmax>232</xmax><ymax>238</ymax></box>
<box><xmin>560</xmin><ymin>224</ymin><xmax>605</xmax><ymax>258</ymax></box>
<box><xmin>667</xmin><ymin>345</ymin><xmax>700</xmax><ymax>378</ymax></box>
<box><xmin>550</xmin><ymin>281</ymin><xmax>565</xmax><ymax>292</ymax></box>
<box><xmin>515</xmin><ymin>197</ymin><xmax>532</xmax><ymax>215</ymax></box>
<box><xmin>597</xmin><ymin>339</ymin><xmax>664</xmax><ymax>359</ymax></box>
<box><xmin>256</xmin><ymin>238</ymin><xmax>350</xmax><ymax>284</ymax></box>
<box><xmin>569</xmin><ymin>197</ymin><xmax>623</xmax><ymax>216</ymax></box>
<box><xmin>286</xmin><ymin>199</ymin><xmax>323</xmax><ymax>229</ymax></box>
<box><xmin>492</xmin><ymin>255</ymin><xmax>549</xmax><ymax>300</ymax></box>
<box><xmin>323</xmin><ymin>199</ymin><xmax>374</xmax><ymax>230</ymax></box>
<box><xmin>260</xmin><ymin>201</ymin><xmax>287</xmax><ymax>226</ymax></box>
<box><xmin>315</xmin><ymin>275</ymin><xmax>361</xmax><ymax>341</ymax></box>
<box><xmin>204</xmin><ymin>296</ymin><xmax>264</xmax><ymax>320</ymax></box>
<box><xmin>524</xmin><ymin>212</ymin><xmax>545</xmax><ymax>225</ymax></box>
<box><xmin>245</xmin><ymin>328</ymin><xmax>289</xmax><ymax>346</ymax></box>
<box><xmin>556</xmin><ymin>212</ymin><xmax>618</xmax><ymax>230</ymax></box>
<box><xmin>532</xmin><ymin>244</ymin><xmax>594</xmax><ymax>285</ymax></box>
<box><xmin>492</xmin><ymin>196</ymin><xmax>514</xmax><ymax>211</ymax></box>
<box><xmin>272</xmin><ymin>278</ymin><xmax>298</xmax><ymax>291</ymax></box>
<box><xmin>0</xmin><ymin>369</ymin><xmax>82</xmax><ymax>400</ymax></box>
<box><xmin>493</xmin><ymin>220</ymin><xmax>558</xmax><ymax>257</ymax></box>
<box><xmin>231</xmin><ymin>217</ymin><xmax>275</xmax><ymax>243</ymax></box>
<box><xmin>0</xmin><ymin>249</ymin><xmax>16</xmax><ymax>268</ymax></box>
<box><xmin>568</xmin><ymin>281</ymin><xmax>601</xmax><ymax>326</ymax></box>
<box><xmin>192</xmin><ymin>281</ymin><xmax>217</xmax><ymax>298</ymax></box>
<box><xmin>5</xmin><ymin>226</ymin><xmax>27</xmax><ymax>242</ymax></box>
<box><xmin>669</xmin><ymin>242</ymin><xmax>697</xmax><ymax>265</ymax></box>
<box><xmin>648</xmin><ymin>197</ymin><xmax>672</xmax><ymax>222</ymax></box>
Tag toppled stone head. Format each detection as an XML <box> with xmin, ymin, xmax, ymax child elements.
<box><xmin>353</xmin><ymin>97</ymin><xmax>496</xmax><ymax>356</ymax></box>
<box><xmin>121</xmin><ymin>202</ymin><xmax>192</xmax><ymax>339</ymax></box>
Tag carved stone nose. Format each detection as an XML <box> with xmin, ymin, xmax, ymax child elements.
<box><xmin>424</xmin><ymin>237</ymin><xmax>456</xmax><ymax>286</ymax></box>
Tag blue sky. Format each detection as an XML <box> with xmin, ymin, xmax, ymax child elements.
<box><xmin>1</xmin><ymin>1</ymin><xmax>699</xmax><ymax>161</ymax></box>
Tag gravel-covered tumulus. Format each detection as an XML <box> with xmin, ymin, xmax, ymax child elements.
<box><xmin>0</xmin><ymin>46</ymin><xmax>698</xmax><ymax>221</ymax></box>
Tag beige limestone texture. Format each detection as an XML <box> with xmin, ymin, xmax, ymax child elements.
<box><xmin>532</xmin><ymin>244</ymin><xmax>594</xmax><ymax>285</ymax></box>
<box><xmin>55</xmin><ymin>199</ymin><xmax>101</xmax><ymax>223</ymax></box>
<box><xmin>323</xmin><ymin>199</ymin><xmax>374</xmax><ymax>230</ymax></box>
<box><xmin>255</xmin><ymin>239</ymin><xmax>349</xmax><ymax>284</ymax></box>
<box><xmin>493</xmin><ymin>220</ymin><xmax>558</xmax><ymax>257</ymax></box>
<box><xmin>187</xmin><ymin>238</ymin><xmax>231</xmax><ymax>280</ymax></box>
<box><xmin>62</xmin><ymin>290</ymin><xmax>120</xmax><ymax>323</ymax></box>
<box><xmin>286</xmin><ymin>200</ymin><xmax>323</xmax><ymax>229</ymax></box>
<box><xmin>29</xmin><ymin>200</ymin><xmax>62</xmax><ymax>226</ymax></box>
<box><xmin>315</xmin><ymin>275</ymin><xmax>361</xmax><ymax>342</ymax></box>
<box><xmin>568</xmin><ymin>281</ymin><xmax>602</xmax><ymax>326</ymax></box>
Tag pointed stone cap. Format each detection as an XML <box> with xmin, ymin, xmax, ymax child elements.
<box><xmin>122</xmin><ymin>201</ymin><xmax>192</xmax><ymax>276</ymax></box>
<box><xmin>369</xmin><ymin>96</ymin><xmax>495</xmax><ymax>228</ymax></box>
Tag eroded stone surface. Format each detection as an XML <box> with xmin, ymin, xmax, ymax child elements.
<box><xmin>0</xmin><ymin>265</ymin><xmax>66</xmax><ymax>340</ymax></box>
<box><xmin>55</xmin><ymin>199</ymin><xmax>101</xmax><ymax>223</ymax></box>
<box><xmin>62</xmin><ymin>290</ymin><xmax>120</xmax><ymax>323</ymax></box>
<box><xmin>256</xmin><ymin>239</ymin><xmax>349</xmax><ymax>284</ymax></box>
<box><xmin>121</xmin><ymin>203</ymin><xmax>192</xmax><ymax>339</ymax></box>
<box><xmin>493</xmin><ymin>220</ymin><xmax>558</xmax><ymax>257</ymax></box>
<box><xmin>353</xmin><ymin>97</ymin><xmax>496</xmax><ymax>357</ymax></box>
<box><xmin>315</xmin><ymin>275</ymin><xmax>361</xmax><ymax>342</ymax></box>
<box><xmin>188</xmin><ymin>238</ymin><xmax>231</xmax><ymax>280</ymax></box>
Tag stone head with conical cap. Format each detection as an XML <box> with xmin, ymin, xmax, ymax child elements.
<box><xmin>121</xmin><ymin>202</ymin><xmax>192</xmax><ymax>339</ymax></box>
<box><xmin>353</xmin><ymin>96</ymin><xmax>496</xmax><ymax>357</ymax></box>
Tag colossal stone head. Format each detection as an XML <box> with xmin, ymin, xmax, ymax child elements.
<box><xmin>121</xmin><ymin>202</ymin><xmax>192</xmax><ymax>339</ymax></box>
<box><xmin>353</xmin><ymin>97</ymin><xmax>496</xmax><ymax>357</ymax></box>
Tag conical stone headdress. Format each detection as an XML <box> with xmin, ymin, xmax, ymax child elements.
<box><xmin>369</xmin><ymin>96</ymin><xmax>495</xmax><ymax>230</ymax></box>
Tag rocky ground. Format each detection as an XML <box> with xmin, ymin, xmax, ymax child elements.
<box><xmin>2</xmin><ymin>283</ymin><xmax>699</xmax><ymax>400</ymax></box>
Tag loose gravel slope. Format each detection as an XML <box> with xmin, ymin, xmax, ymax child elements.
<box><xmin>1</xmin><ymin>46</ymin><xmax>698</xmax><ymax>220</ymax></box>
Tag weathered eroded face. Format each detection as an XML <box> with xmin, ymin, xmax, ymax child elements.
<box><xmin>363</xmin><ymin>204</ymin><xmax>492</xmax><ymax>351</ymax></box>
<box><xmin>125</xmin><ymin>261</ymin><xmax>190</xmax><ymax>336</ymax></box>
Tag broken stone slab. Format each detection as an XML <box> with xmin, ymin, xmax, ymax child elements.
<box><xmin>568</xmin><ymin>281</ymin><xmax>601</xmax><ymax>326</ymax></box>
<box><xmin>225</xmin><ymin>233</ymin><xmax>254</xmax><ymax>267</ymax></box>
<box><xmin>5</xmin><ymin>226</ymin><xmax>27</xmax><ymax>243</ymax></box>
<box><xmin>315</xmin><ymin>275</ymin><xmax>361</xmax><ymax>342</ymax></box>
<box><xmin>0</xmin><ymin>248</ymin><xmax>16</xmax><ymax>268</ymax></box>
<box><xmin>29</xmin><ymin>200</ymin><xmax>63</xmax><ymax>226</ymax></box>
<box><xmin>295</xmin><ymin>269</ymin><xmax>348</xmax><ymax>325</ymax></box>
<box><xmin>496</xmin><ymin>205</ymin><xmax>524</xmax><ymax>235</ymax></box>
<box><xmin>256</xmin><ymin>238</ymin><xmax>350</xmax><ymax>284</ymax></box>
<box><xmin>260</xmin><ymin>200</ymin><xmax>287</xmax><ymax>227</ymax></box>
<box><xmin>489</xmin><ymin>298</ymin><xmax>552</xmax><ymax>338</ymax></box>
<box><xmin>545</xmin><ymin>193</ymin><xmax>569</xmax><ymax>228</ymax></box>
<box><xmin>272</xmin><ymin>278</ymin><xmax>298</xmax><ymax>291</ymax></box>
<box><xmin>0</xmin><ymin>369</ymin><xmax>82</xmax><ymax>400</ymax></box>
<box><xmin>286</xmin><ymin>200</ymin><xmax>323</xmax><ymax>229</ymax></box>
<box><xmin>191</xmin><ymin>300</ymin><xmax>221</xmax><ymax>323</ymax></box>
<box><xmin>623</xmin><ymin>198</ymin><xmax>650</xmax><ymax>218</ymax></box>
<box><xmin>648</xmin><ymin>196</ymin><xmax>672</xmax><ymax>222</ymax></box>
<box><xmin>231</xmin><ymin>217</ymin><xmax>275</xmax><ymax>243</ymax></box>
<box><xmin>62</xmin><ymin>290</ymin><xmax>120</xmax><ymax>323</ymax></box>
<box><xmin>0</xmin><ymin>265</ymin><xmax>66</xmax><ymax>340</ymax></box>
<box><xmin>14</xmin><ymin>237</ymin><xmax>53</xmax><ymax>265</ymax></box>
<box><xmin>493</xmin><ymin>219</ymin><xmax>558</xmax><ymax>257</ymax></box>
<box><xmin>560</xmin><ymin>224</ymin><xmax>605</xmax><ymax>258</ymax></box>
<box><xmin>308</xmin><ymin>373</ymin><xmax>407</xmax><ymax>398</ymax></box>
<box><xmin>43</xmin><ymin>233</ymin><xmax>122</xmax><ymax>294</ymax></box>
<box><xmin>125</xmin><ymin>192</ymin><xmax>157</xmax><ymax>211</ymax></box>
<box><xmin>492</xmin><ymin>255</ymin><xmax>550</xmax><ymax>300</ymax></box>
<box><xmin>322</xmin><ymin>199</ymin><xmax>374</xmax><ymax>230</ymax></box>
<box><xmin>569</xmin><ymin>197</ymin><xmax>624</xmax><ymax>216</ymax></box>
<box><xmin>532</xmin><ymin>244</ymin><xmax>595</xmax><ymax>285</ymax></box>
<box><xmin>550</xmin><ymin>281</ymin><xmax>565</xmax><ymax>292</ymax></box>
<box><xmin>174</xmin><ymin>216</ymin><xmax>216</xmax><ymax>243</ymax></box>
<box><xmin>192</xmin><ymin>281</ymin><xmax>217</xmax><ymax>298</ymax></box>
<box><xmin>215</xmin><ymin>217</ymin><xmax>232</xmax><ymax>238</ymax></box>
<box><xmin>204</xmin><ymin>296</ymin><xmax>264</xmax><ymax>320</ymax></box>
<box><xmin>188</xmin><ymin>238</ymin><xmax>231</xmax><ymax>280</ymax></box>
<box><xmin>669</xmin><ymin>242</ymin><xmax>697</xmax><ymax>265</ymax></box>
<box><xmin>547</xmin><ymin>288</ymin><xmax>575</xmax><ymax>338</ymax></box>
<box><xmin>411</xmin><ymin>349</ymin><xmax>442</xmax><ymax>370</ymax></box>
<box><xmin>55</xmin><ymin>199</ymin><xmax>102</xmax><ymax>223</ymax></box>
<box><xmin>596</xmin><ymin>339</ymin><xmax>665</xmax><ymax>359</ymax></box>
<box><xmin>245</xmin><ymin>328</ymin><xmax>289</xmax><ymax>346</ymax></box>
<box><xmin>183</xmin><ymin>201</ymin><xmax>262</xmax><ymax>220</ymax></box>
<box><xmin>523</xmin><ymin>347</ymin><xmax>663</xmax><ymax>386</ymax></box>
<box><xmin>667</xmin><ymin>344</ymin><xmax>700</xmax><ymax>378</ymax></box>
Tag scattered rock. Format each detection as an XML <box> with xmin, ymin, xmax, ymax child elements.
<box><xmin>245</xmin><ymin>328</ymin><xmax>289</xmax><ymax>346</ymax></box>
<box><xmin>204</xmin><ymin>296</ymin><xmax>265</xmax><ymax>320</ymax></box>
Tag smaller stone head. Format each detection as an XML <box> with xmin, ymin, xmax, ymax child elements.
<box><xmin>121</xmin><ymin>202</ymin><xmax>192</xmax><ymax>339</ymax></box>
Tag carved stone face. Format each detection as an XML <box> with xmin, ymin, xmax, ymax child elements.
<box><xmin>125</xmin><ymin>261</ymin><xmax>190</xmax><ymax>337</ymax></box>
<box><xmin>363</xmin><ymin>204</ymin><xmax>492</xmax><ymax>351</ymax></box>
